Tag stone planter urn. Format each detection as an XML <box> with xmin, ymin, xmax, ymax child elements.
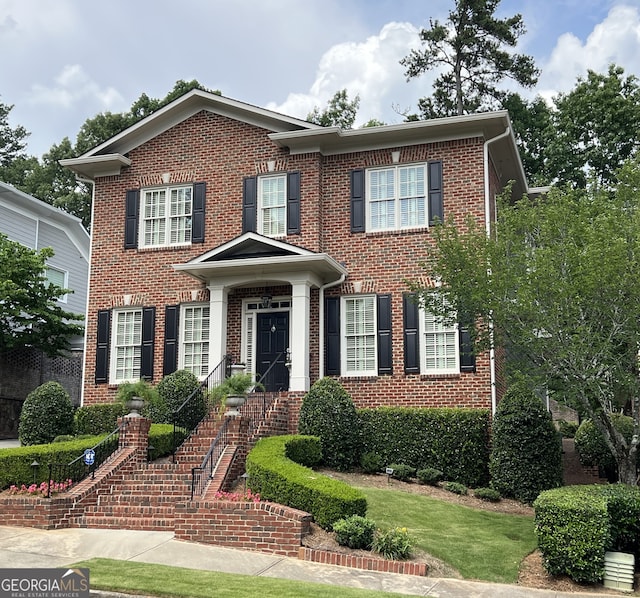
<box><xmin>125</xmin><ymin>396</ymin><xmax>144</xmax><ymax>417</ymax></box>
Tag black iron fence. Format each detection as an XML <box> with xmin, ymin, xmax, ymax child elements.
<box><xmin>46</xmin><ymin>423</ymin><xmax>123</xmax><ymax>498</ymax></box>
<box><xmin>172</xmin><ymin>355</ymin><xmax>232</xmax><ymax>460</ymax></box>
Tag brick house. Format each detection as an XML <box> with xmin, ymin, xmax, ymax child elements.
<box><xmin>61</xmin><ymin>90</ymin><xmax>534</xmax><ymax>415</ymax></box>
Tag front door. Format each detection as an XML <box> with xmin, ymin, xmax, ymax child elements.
<box><xmin>256</xmin><ymin>312</ymin><xmax>289</xmax><ymax>391</ymax></box>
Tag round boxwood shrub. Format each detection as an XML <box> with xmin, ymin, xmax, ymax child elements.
<box><xmin>490</xmin><ymin>380</ymin><xmax>562</xmax><ymax>504</ymax></box>
<box><xmin>574</xmin><ymin>414</ymin><xmax>633</xmax><ymax>482</ymax></box>
<box><xmin>333</xmin><ymin>515</ymin><xmax>376</xmax><ymax>549</ymax></box>
<box><xmin>18</xmin><ymin>381</ymin><xmax>75</xmax><ymax>445</ymax></box>
<box><xmin>298</xmin><ymin>377</ymin><xmax>360</xmax><ymax>471</ymax></box>
<box><xmin>417</xmin><ymin>467</ymin><xmax>444</xmax><ymax>486</ymax></box>
<box><xmin>156</xmin><ymin>369</ymin><xmax>203</xmax><ymax>423</ymax></box>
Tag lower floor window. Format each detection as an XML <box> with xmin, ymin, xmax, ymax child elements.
<box><xmin>112</xmin><ymin>309</ymin><xmax>142</xmax><ymax>383</ymax></box>
<box><xmin>422</xmin><ymin>309</ymin><xmax>459</xmax><ymax>374</ymax></box>
<box><xmin>343</xmin><ymin>295</ymin><xmax>377</xmax><ymax>375</ymax></box>
<box><xmin>180</xmin><ymin>304</ymin><xmax>210</xmax><ymax>378</ymax></box>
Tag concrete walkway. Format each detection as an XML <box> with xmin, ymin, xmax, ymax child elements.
<box><xmin>0</xmin><ymin>525</ymin><xmax>622</xmax><ymax>598</ymax></box>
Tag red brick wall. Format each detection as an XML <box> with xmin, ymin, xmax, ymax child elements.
<box><xmin>84</xmin><ymin>110</ymin><xmax>499</xmax><ymax>412</ymax></box>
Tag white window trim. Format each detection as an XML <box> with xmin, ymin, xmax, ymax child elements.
<box><xmin>257</xmin><ymin>174</ymin><xmax>287</xmax><ymax>238</ymax></box>
<box><xmin>109</xmin><ymin>307</ymin><xmax>143</xmax><ymax>385</ymax></box>
<box><xmin>419</xmin><ymin>307</ymin><xmax>460</xmax><ymax>375</ymax></box>
<box><xmin>341</xmin><ymin>295</ymin><xmax>378</xmax><ymax>377</ymax></box>
<box><xmin>139</xmin><ymin>184</ymin><xmax>193</xmax><ymax>249</ymax></box>
<box><xmin>45</xmin><ymin>265</ymin><xmax>68</xmax><ymax>303</ymax></box>
<box><xmin>366</xmin><ymin>162</ymin><xmax>428</xmax><ymax>232</ymax></box>
<box><xmin>178</xmin><ymin>303</ymin><xmax>211</xmax><ymax>379</ymax></box>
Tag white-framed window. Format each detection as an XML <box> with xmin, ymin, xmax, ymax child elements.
<box><xmin>258</xmin><ymin>174</ymin><xmax>286</xmax><ymax>237</ymax></box>
<box><xmin>111</xmin><ymin>308</ymin><xmax>142</xmax><ymax>383</ymax></box>
<box><xmin>421</xmin><ymin>308</ymin><xmax>459</xmax><ymax>374</ymax></box>
<box><xmin>180</xmin><ymin>304</ymin><xmax>210</xmax><ymax>378</ymax></box>
<box><xmin>45</xmin><ymin>265</ymin><xmax>68</xmax><ymax>303</ymax></box>
<box><xmin>140</xmin><ymin>185</ymin><xmax>192</xmax><ymax>248</ymax></box>
<box><xmin>367</xmin><ymin>164</ymin><xmax>426</xmax><ymax>231</ymax></box>
<box><xmin>342</xmin><ymin>295</ymin><xmax>377</xmax><ymax>376</ymax></box>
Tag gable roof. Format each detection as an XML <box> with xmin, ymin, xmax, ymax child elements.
<box><xmin>60</xmin><ymin>90</ymin><xmax>531</xmax><ymax>196</ymax></box>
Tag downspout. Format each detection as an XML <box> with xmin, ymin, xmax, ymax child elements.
<box><xmin>318</xmin><ymin>273</ymin><xmax>346</xmax><ymax>379</ymax></box>
<box><xmin>484</xmin><ymin>126</ymin><xmax>510</xmax><ymax>415</ymax></box>
<box><xmin>75</xmin><ymin>175</ymin><xmax>95</xmax><ymax>407</ymax></box>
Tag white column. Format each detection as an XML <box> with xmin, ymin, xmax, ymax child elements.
<box><xmin>207</xmin><ymin>284</ymin><xmax>228</xmax><ymax>372</ymax></box>
<box><xmin>289</xmin><ymin>279</ymin><xmax>312</xmax><ymax>391</ymax></box>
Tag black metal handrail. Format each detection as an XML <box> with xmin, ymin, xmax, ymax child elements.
<box><xmin>172</xmin><ymin>354</ymin><xmax>232</xmax><ymax>461</ymax></box>
<box><xmin>191</xmin><ymin>417</ymin><xmax>230</xmax><ymax>498</ymax></box>
<box><xmin>46</xmin><ymin>423</ymin><xmax>124</xmax><ymax>498</ymax></box>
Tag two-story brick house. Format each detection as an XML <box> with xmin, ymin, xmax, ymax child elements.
<box><xmin>61</xmin><ymin>89</ymin><xmax>532</xmax><ymax>415</ymax></box>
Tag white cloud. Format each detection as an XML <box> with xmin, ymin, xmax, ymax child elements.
<box><xmin>27</xmin><ymin>65</ymin><xmax>125</xmax><ymax>111</ymax></box>
<box><xmin>538</xmin><ymin>4</ymin><xmax>640</xmax><ymax>99</ymax></box>
<box><xmin>267</xmin><ymin>21</ymin><xmax>427</xmax><ymax>126</ymax></box>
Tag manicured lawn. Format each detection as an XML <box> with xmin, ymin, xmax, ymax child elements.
<box><xmin>360</xmin><ymin>486</ymin><xmax>537</xmax><ymax>583</ymax></box>
<box><xmin>70</xmin><ymin>558</ymin><xmax>421</xmax><ymax>598</ymax></box>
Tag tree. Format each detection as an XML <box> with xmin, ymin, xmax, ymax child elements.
<box><xmin>411</xmin><ymin>159</ymin><xmax>640</xmax><ymax>485</ymax></box>
<box><xmin>401</xmin><ymin>0</ymin><xmax>539</xmax><ymax>118</ymax></box>
<box><xmin>0</xmin><ymin>233</ymin><xmax>84</xmax><ymax>357</ymax></box>
<box><xmin>0</xmin><ymin>99</ymin><xmax>30</xmax><ymax>166</ymax></box>
<box><xmin>307</xmin><ymin>89</ymin><xmax>360</xmax><ymax>129</ymax></box>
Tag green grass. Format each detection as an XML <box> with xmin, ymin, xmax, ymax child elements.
<box><xmin>70</xmin><ymin>558</ymin><xmax>421</xmax><ymax>598</ymax></box>
<box><xmin>360</xmin><ymin>486</ymin><xmax>537</xmax><ymax>583</ymax></box>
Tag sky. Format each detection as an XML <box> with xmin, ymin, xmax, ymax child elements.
<box><xmin>2</xmin><ymin>0</ymin><xmax>640</xmax><ymax>158</ymax></box>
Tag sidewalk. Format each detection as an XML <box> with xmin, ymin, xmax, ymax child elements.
<box><xmin>0</xmin><ymin>525</ymin><xmax>621</xmax><ymax>598</ymax></box>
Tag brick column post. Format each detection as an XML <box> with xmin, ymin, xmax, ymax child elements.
<box><xmin>225</xmin><ymin>415</ymin><xmax>250</xmax><ymax>482</ymax></box>
<box><xmin>117</xmin><ymin>414</ymin><xmax>151</xmax><ymax>465</ymax></box>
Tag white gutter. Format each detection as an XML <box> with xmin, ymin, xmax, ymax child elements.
<box><xmin>318</xmin><ymin>273</ymin><xmax>346</xmax><ymax>378</ymax></box>
<box><xmin>75</xmin><ymin>175</ymin><xmax>95</xmax><ymax>407</ymax></box>
<box><xmin>484</xmin><ymin>126</ymin><xmax>511</xmax><ymax>415</ymax></box>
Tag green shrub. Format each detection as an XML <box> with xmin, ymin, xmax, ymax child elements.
<box><xmin>574</xmin><ymin>415</ymin><xmax>633</xmax><ymax>481</ymax></box>
<box><xmin>556</xmin><ymin>419</ymin><xmax>579</xmax><ymax>438</ymax></box>
<box><xmin>489</xmin><ymin>381</ymin><xmax>562</xmax><ymax>504</ymax></box>
<box><xmin>360</xmin><ymin>451</ymin><xmax>383</xmax><ymax>474</ymax></box>
<box><xmin>157</xmin><ymin>369</ymin><xmax>203</xmax><ymax>424</ymax></box>
<box><xmin>358</xmin><ymin>407</ymin><xmax>490</xmax><ymax>487</ymax></box>
<box><xmin>599</xmin><ymin>484</ymin><xmax>640</xmax><ymax>554</ymax></box>
<box><xmin>333</xmin><ymin>515</ymin><xmax>376</xmax><ymax>549</ymax></box>
<box><xmin>115</xmin><ymin>379</ymin><xmax>164</xmax><ymax>421</ymax></box>
<box><xmin>416</xmin><ymin>467</ymin><xmax>443</xmax><ymax>486</ymax></box>
<box><xmin>75</xmin><ymin>403</ymin><xmax>127</xmax><ymax>435</ymax></box>
<box><xmin>284</xmin><ymin>436</ymin><xmax>323</xmax><ymax>467</ymax></box>
<box><xmin>246</xmin><ymin>434</ymin><xmax>366</xmax><ymax>529</ymax></box>
<box><xmin>474</xmin><ymin>487</ymin><xmax>501</xmax><ymax>502</ymax></box>
<box><xmin>148</xmin><ymin>424</ymin><xmax>187</xmax><ymax>459</ymax></box>
<box><xmin>298</xmin><ymin>378</ymin><xmax>360</xmax><ymax>471</ymax></box>
<box><xmin>371</xmin><ymin>527</ymin><xmax>413</xmax><ymax>560</ymax></box>
<box><xmin>443</xmin><ymin>481</ymin><xmax>468</xmax><ymax>495</ymax></box>
<box><xmin>18</xmin><ymin>382</ymin><xmax>75</xmax><ymax>446</ymax></box>
<box><xmin>52</xmin><ymin>435</ymin><xmax>75</xmax><ymax>443</ymax></box>
<box><xmin>387</xmin><ymin>463</ymin><xmax>416</xmax><ymax>482</ymax></box>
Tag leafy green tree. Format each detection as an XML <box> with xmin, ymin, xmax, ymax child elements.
<box><xmin>307</xmin><ymin>89</ymin><xmax>360</xmax><ymax>129</ymax></box>
<box><xmin>411</xmin><ymin>158</ymin><xmax>640</xmax><ymax>484</ymax></box>
<box><xmin>0</xmin><ymin>99</ymin><xmax>30</xmax><ymax>166</ymax></box>
<box><xmin>401</xmin><ymin>0</ymin><xmax>538</xmax><ymax>118</ymax></box>
<box><xmin>0</xmin><ymin>233</ymin><xmax>84</xmax><ymax>357</ymax></box>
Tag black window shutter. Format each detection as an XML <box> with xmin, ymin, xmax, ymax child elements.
<box><xmin>287</xmin><ymin>171</ymin><xmax>301</xmax><ymax>234</ymax></box>
<box><xmin>350</xmin><ymin>169</ymin><xmax>365</xmax><ymax>233</ymax></box>
<box><xmin>140</xmin><ymin>307</ymin><xmax>155</xmax><ymax>380</ymax></box>
<box><xmin>428</xmin><ymin>160</ymin><xmax>444</xmax><ymax>226</ymax></box>
<box><xmin>242</xmin><ymin>176</ymin><xmax>257</xmax><ymax>233</ymax></box>
<box><xmin>163</xmin><ymin>305</ymin><xmax>179</xmax><ymax>376</ymax></box>
<box><xmin>459</xmin><ymin>317</ymin><xmax>476</xmax><ymax>373</ymax></box>
<box><xmin>325</xmin><ymin>296</ymin><xmax>341</xmax><ymax>376</ymax></box>
<box><xmin>377</xmin><ymin>294</ymin><xmax>393</xmax><ymax>375</ymax></box>
<box><xmin>95</xmin><ymin>309</ymin><xmax>111</xmax><ymax>384</ymax></box>
<box><xmin>403</xmin><ymin>293</ymin><xmax>420</xmax><ymax>374</ymax></box>
<box><xmin>124</xmin><ymin>189</ymin><xmax>140</xmax><ymax>249</ymax></box>
<box><xmin>192</xmin><ymin>182</ymin><xmax>206</xmax><ymax>243</ymax></box>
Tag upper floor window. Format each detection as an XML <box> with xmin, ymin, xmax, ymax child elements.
<box><xmin>368</xmin><ymin>165</ymin><xmax>426</xmax><ymax>231</ymax></box>
<box><xmin>342</xmin><ymin>295</ymin><xmax>377</xmax><ymax>376</ymax></box>
<box><xmin>140</xmin><ymin>186</ymin><xmax>192</xmax><ymax>248</ymax></box>
<box><xmin>258</xmin><ymin>175</ymin><xmax>286</xmax><ymax>237</ymax></box>
<box><xmin>45</xmin><ymin>265</ymin><xmax>68</xmax><ymax>303</ymax></box>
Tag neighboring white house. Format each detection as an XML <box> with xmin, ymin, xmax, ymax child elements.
<box><xmin>0</xmin><ymin>181</ymin><xmax>90</xmax><ymax>351</ymax></box>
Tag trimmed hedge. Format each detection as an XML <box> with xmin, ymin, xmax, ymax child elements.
<box><xmin>358</xmin><ymin>407</ymin><xmax>490</xmax><ymax>487</ymax></box>
<box><xmin>246</xmin><ymin>434</ymin><xmax>367</xmax><ymax>529</ymax></box>
<box><xmin>75</xmin><ymin>403</ymin><xmax>127</xmax><ymax>435</ymax></box>
<box><xmin>534</xmin><ymin>484</ymin><xmax>640</xmax><ymax>583</ymax></box>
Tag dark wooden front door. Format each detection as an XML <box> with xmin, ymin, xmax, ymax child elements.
<box><xmin>256</xmin><ymin>312</ymin><xmax>289</xmax><ymax>391</ymax></box>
